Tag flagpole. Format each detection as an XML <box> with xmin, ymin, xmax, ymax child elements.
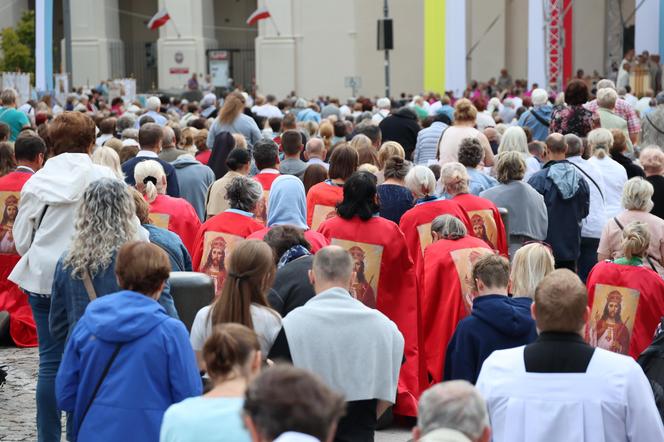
<box><xmin>269</xmin><ymin>15</ymin><xmax>280</xmax><ymax>36</ymax></box>
<box><xmin>169</xmin><ymin>15</ymin><xmax>181</xmax><ymax>38</ymax></box>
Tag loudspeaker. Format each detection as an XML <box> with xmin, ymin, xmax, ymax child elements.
<box><xmin>377</xmin><ymin>19</ymin><xmax>393</xmax><ymax>50</ymax></box>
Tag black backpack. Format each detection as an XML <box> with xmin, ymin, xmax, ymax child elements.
<box><xmin>637</xmin><ymin>318</ymin><xmax>664</xmax><ymax>422</ymax></box>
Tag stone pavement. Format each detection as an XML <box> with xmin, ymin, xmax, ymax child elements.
<box><xmin>0</xmin><ymin>346</ymin><xmax>411</xmax><ymax>442</ymax></box>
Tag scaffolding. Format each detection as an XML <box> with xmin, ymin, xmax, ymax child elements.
<box><xmin>544</xmin><ymin>0</ymin><xmax>565</xmax><ymax>92</ymax></box>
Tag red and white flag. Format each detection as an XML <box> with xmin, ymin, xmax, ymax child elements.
<box><xmin>246</xmin><ymin>6</ymin><xmax>270</xmax><ymax>26</ymax></box>
<box><xmin>147</xmin><ymin>9</ymin><xmax>170</xmax><ymax>30</ymax></box>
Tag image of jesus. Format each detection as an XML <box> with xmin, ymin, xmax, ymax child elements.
<box><xmin>594</xmin><ymin>290</ymin><xmax>630</xmax><ymax>354</ymax></box>
<box><xmin>201</xmin><ymin>236</ymin><xmax>227</xmax><ymax>295</ymax></box>
<box><xmin>348</xmin><ymin>245</ymin><xmax>376</xmax><ymax>308</ymax></box>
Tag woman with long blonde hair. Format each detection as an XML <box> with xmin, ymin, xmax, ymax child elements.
<box><xmin>207</xmin><ymin>92</ymin><xmax>261</xmax><ymax>149</ymax></box>
<box><xmin>509</xmin><ymin>243</ymin><xmax>555</xmax><ymax>298</ymax></box>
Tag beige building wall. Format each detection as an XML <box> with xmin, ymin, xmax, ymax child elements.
<box><xmin>505</xmin><ymin>0</ymin><xmax>528</xmax><ymax>80</ymax></box>
<box><xmin>573</xmin><ymin>0</ymin><xmax>606</xmax><ymax>77</ymax></box>
<box><xmin>466</xmin><ymin>0</ymin><xmax>506</xmax><ymax>83</ymax></box>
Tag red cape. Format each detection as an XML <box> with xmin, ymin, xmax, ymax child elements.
<box><xmin>452</xmin><ymin>193</ymin><xmax>508</xmax><ymax>256</ymax></box>
<box><xmin>149</xmin><ymin>194</ymin><xmax>201</xmax><ymax>256</ymax></box>
<box><xmin>306</xmin><ymin>181</ymin><xmax>343</xmax><ymax>229</ymax></box>
<box><xmin>0</xmin><ymin>170</ymin><xmax>36</xmax><ymax>346</ymax></box>
<box><xmin>247</xmin><ymin>227</ymin><xmax>329</xmax><ymax>253</ymax></box>
<box><xmin>254</xmin><ymin>171</ymin><xmax>281</xmax><ymax>191</ymax></box>
<box><xmin>318</xmin><ymin>215</ymin><xmax>422</xmax><ymax>416</ymax></box>
<box><xmin>586</xmin><ymin>261</ymin><xmax>664</xmax><ymax>359</ymax></box>
<box><xmin>192</xmin><ymin>211</ymin><xmax>265</xmax><ymax>295</ymax></box>
<box><xmin>400</xmin><ymin>199</ymin><xmax>473</xmax><ymax>273</ymax></box>
<box><xmin>420</xmin><ymin>236</ymin><xmax>493</xmax><ymax>384</ymax></box>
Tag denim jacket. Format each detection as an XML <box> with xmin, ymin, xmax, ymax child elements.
<box><xmin>144</xmin><ymin>223</ymin><xmax>193</xmax><ymax>272</ymax></box>
<box><xmin>49</xmin><ymin>252</ymin><xmax>179</xmax><ymax>343</ymax></box>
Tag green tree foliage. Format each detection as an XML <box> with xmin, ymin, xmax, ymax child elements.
<box><xmin>0</xmin><ymin>10</ymin><xmax>35</xmax><ymax>74</ymax></box>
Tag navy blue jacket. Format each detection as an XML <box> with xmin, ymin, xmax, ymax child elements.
<box><xmin>121</xmin><ymin>155</ymin><xmax>181</xmax><ymax>197</ymax></box>
<box><xmin>528</xmin><ymin>160</ymin><xmax>589</xmax><ymax>262</ymax></box>
<box><xmin>444</xmin><ymin>295</ymin><xmax>537</xmax><ymax>384</ymax></box>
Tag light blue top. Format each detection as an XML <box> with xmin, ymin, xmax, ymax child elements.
<box><xmin>160</xmin><ymin>396</ymin><xmax>250</xmax><ymax>442</ymax></box>
<box><xmin>267</xmin><ymin>175</ymin><xmax>308</xmax><ymax>229</ymax></box>
<box><xmin>467</xmin><ymin>167</ymin><xmax>498</xmax><ymax>196</ymax></box>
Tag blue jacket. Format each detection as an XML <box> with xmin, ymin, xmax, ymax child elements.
<box><xmin>144</xmin><ymin>224</ymin><xmax>193</xmax><ymax>272</ymax></box>
<box><xmin>56</xmin><ymin>291</ymin><xmax>202</xmax><ymax>442</ymax></box>
<box><xmin>518</xmin><ymin>104</ymin><xmax>553</xmax><ymax>141</ymax></box>
<box><xmin>49</xmin><ymin>252</ymin><xmax>180</xmax><ymax>344</ymax></box>
<box><xmin>444</xmin><ymin>295</ymin><xmax>537</xmax><ymax>384</ymax></box>
<box><xmin>528</xmin><ymin>160</ymin><xmax>590</xmax><ymax>262</ymax></box>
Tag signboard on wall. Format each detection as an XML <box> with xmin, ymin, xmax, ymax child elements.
<box><xmin>208</xmin><ymin>50</ymin><xmax>230</xmax><ymax>88</ymax></box>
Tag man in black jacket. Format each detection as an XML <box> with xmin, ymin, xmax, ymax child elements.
<box><xmin>379</xmin><ymin>107</ymin><xmax>421</xmax><ymax>160</ymax></box>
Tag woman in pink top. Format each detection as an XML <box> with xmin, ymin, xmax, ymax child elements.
<box><xmin>598</xmin><ymin>177</ymin><xmax>664</xmax><ymax>276</ymax></box>
<box><xmin>437</xmin><ymin>98</ymin><xmax>494</xmax><ymax>166</ymax></box>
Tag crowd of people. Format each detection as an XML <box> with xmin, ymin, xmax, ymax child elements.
<box><xmin>1</xmin><ymin>68</ymin><xmax>664</xmax><ymax>442</ymax></box>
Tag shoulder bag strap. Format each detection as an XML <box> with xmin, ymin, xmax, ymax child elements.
<box><xmin>569</xmin><ymin>162</ymin><xmax>604</xmax><ymax>202</ymax></box>
<box><xmin>30</xmin><ymin>204</ymin><xmax>49</xmax><ymax>247</ymax></box>
<box><xmin>613</xmin><ymin>217</ymin><xmax>658</xmax><ymax>272</ymax></box>
<box><xmin>82</xmin><ymin>271</ymin><xmax>97</xmax><ymax>301</ymax></box>
<box><xmin>530</xmin><ymin>109</ymin><xmax>550</xmax><ymax>127</ymax></box>
<box><xmin>646</xmin><ymin>114</ymin><xmax>664</xmax><ymax>136</ymax></box>
<box><xmin>79</xmin><ymin>343</ymin><xmax>123</xmax><ymax>427</ymax></box>
<box><xmin>435</xmin><ymin>126</ymin><xmax>449</xmax><ymax>161</ymax></box>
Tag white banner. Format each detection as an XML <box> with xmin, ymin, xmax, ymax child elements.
<box><xmin>2</xmin><ymin>73</ymin><xmax>32</xmax><ymax>105</ymax></box>
<box><xmin>528</xmin><ymin>0</ymin><xmax>547</xmax><ymax>89</ymax></box>
<box><xmin>445</xmin><ymin>0</ymin><xmax>466</xmax><ymax>96</ymax></box>
<box><xmin>635</xmin><ymin>0</ymin><xmax>660</xmax><ymax>54</ymax></box>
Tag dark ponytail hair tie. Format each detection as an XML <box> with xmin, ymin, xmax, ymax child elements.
<box><xmin>143</xmin><ymin>176</ymin><xmax>158</xmax><ymax>186</ymax></box>
<box><xmin>229</xmin><ymin>272</ymin><xmax>246</xmax><ymax>281</ymax></box>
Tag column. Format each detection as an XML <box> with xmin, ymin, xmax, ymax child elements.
<box><xmin>70</xmin><ymin>0</ymin><xmax>124</xmax><ymax>87</ymax></box>
<box><xmin>157</xmin><ymin>0</ymin><xmax>217</xmax><ymax>90</ymax></box>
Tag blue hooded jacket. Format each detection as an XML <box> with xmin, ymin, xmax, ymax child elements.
<box><xmin>444</xmin><ymin>295</ymin><xmax>537</xmax><ymax>384</ymax></box>
<box><xmin>528</xmin><ymin>160</ymin><xmax>590</xmax><ymax>262</ymax></box>
<box><xmin>56</xmin><ymin>291</ymin><xmax>202</xmax><ymax>442</ymax></box>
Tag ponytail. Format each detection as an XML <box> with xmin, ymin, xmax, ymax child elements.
<box><xmin>203</xmin><ymin>323</ymin><xmax>260</xmax><ymax>381</ymax></box>
<box><xmin>621</xmin><ymin>221</ymin><xmax>650</xmax><ymax>260</ymax></box>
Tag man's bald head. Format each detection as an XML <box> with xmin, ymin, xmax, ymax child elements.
<box><xmin>306</xmin><ymin>137</ymin><xmax>326</xmax><ymax>159</ymax></box>
<box><xmin>546</xmin><ymin>133</ymin><xmax>567</xmax><ymax>155</ymax></box>
<box><xmin>533</xmin><ymin>269</ymin><xmax>588</xmax><ymax>333</ymax></box>
<box><xmin>311</xmin><ymin>246</ymin><xmax>353</xmax><ymax>292</ymax></box>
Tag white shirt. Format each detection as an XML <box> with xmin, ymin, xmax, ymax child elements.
<box><xmin>371</xmin><ymin>109</ymin><xmax>390</xmax><ymax>123</ymax></box>
<box><xmin>589</xmin><ymin>155</ymin><xmax>628</xmax><ymax>218</ymax></box>
<box><xmin>254</xmin><ymin>104</ymin><xmax>283</xmax><ymax>119</ymax></box>
<box><xmin>190</xmin><ymin>304</ymin><xmax>281</xmax><ymax>356</ymax></box>
<box><xmin>306</xmin><ymin>158</ymin><xmax>329</xmax><ymax>170</ymax></box>
<box><xmin>523</xmin><ymin>156</ymin><xmax>541</xmax><ymax>183</ymax></box>
<box><xmin>567</xmin><ymin>156</ymin><xmax>607</xmax><ymax>238</ymax></box>
<box><xmin>9</xmin><ymin>154</ymin><xmax>116</xmax><ymax>294</ymax></box>
<box><xmin>477</xmin><ymin>345</ymin><xmax>664</xmax><ymax>442</ymax></box>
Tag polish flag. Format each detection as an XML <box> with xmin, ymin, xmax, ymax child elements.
<box><xmin>147</xmin><ymin>9</ymin><xmax>170</xmax><ymax>30</ymax></box>
<box><xmin>246</xmin><ymin>6</ymin><xmax>271</xmax><ymax>26</ymax></box>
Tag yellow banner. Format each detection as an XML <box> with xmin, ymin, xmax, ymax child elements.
<box><xmin>424</xmin><ymin>0</ymin><xmax>445</xmax><ymax>93</ymax></box>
